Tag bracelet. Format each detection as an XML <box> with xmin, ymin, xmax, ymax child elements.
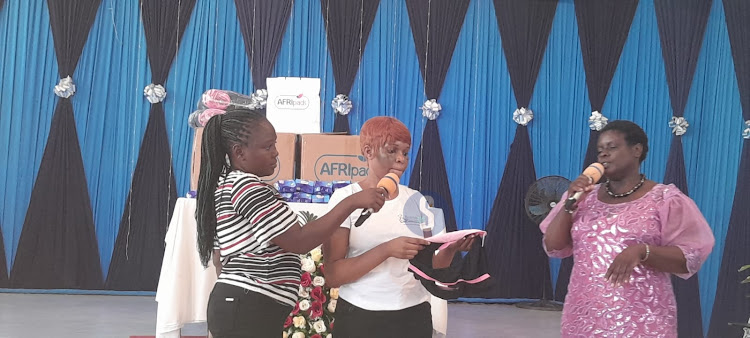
<box><xmin>641</xmin><ymin>244</ymin><xmax>650</xmax><ymax>262</ymax></box>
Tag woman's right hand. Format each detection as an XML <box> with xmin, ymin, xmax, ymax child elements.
<box><xmin>346</xmin><ymin>187</ymin><xmax>387</xmax><ymax>213</ymax></box>
<box><xmin>566</xmin><ymin>174</ymin><xmax>596</xmax><ymax>209</ymax></box>
<box><xmin>383</xmin><ymin>236</ymin><xmax>430</xmax><ymax>259</ymax></box>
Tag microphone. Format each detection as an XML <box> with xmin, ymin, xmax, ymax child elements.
<box><xmin>564</xmin><ymin>162</ymin><xmax>605</xmax><ymax>210</ymax></box>
<box><xmin>354</xmin><ymin>173</ymin><xmax>400</xmax><ymax>227</ymax></box>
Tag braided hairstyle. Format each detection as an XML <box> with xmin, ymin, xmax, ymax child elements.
<box><xmin>196</xmin><ymin>108</ymin><xmax>267</xmax><ymax>267</ymax></box>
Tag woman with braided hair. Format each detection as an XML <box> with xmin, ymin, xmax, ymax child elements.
<box><xmin>196</xmin><ymin>109</ymin><xmax>386</xmax><ymax>337</ymax></box>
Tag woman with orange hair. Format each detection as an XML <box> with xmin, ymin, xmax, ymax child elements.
<box><xmin>323</xmin><ymin>116</ymin><xmax>474</xmax><ymax>338</ymax></box>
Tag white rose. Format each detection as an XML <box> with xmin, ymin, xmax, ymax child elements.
<box><xmin>313</xmin><ymin>276</ymin><xmax>325</xmax><ymax>287</ymax></box>
<box><xmin>301</xmin><ymin>257</ymin><xmax>316</xmax><ymax>273</ymax></box>
<box><xmin>327</xmin><ymin>334</ymin><xmax>332</xmax><ymax>338</ymax></box>
<box><xmin>283</xmin><ymin>332</ymin><xmax>288</xmax><ymax>338</ymax></box>
<box><xmin>329</xmin><ymin>288</ymin><xmax>339</xmax><ymax>299</ymax></box>
<box><xmin>313</xmin><ymin>320</ymin><xmax>327</xmax><ymax>333</ymax></box>
<box><xmin>293</xmin><ymin>316</ymin><xmax>306</xmax><ymax>328</ymax></box>
<box><xmin>310</xmin><ymin>248</ymin><xmax>323</xmax><ymax>262</ymax></box>
<box><xmin>292</xmin><ymin>332</ymin><xmax>306</xmax><ymax>338</ymax></box>
<box><xmin>298</xmin><ymin>299</ymin><xmax>311</xmax><ymax>311</ymax></box>
<box><xmin>298</xmin><ymin>285</ymin><xmax>310</xmax><ymax>298</ymax></box>
<box><xmin>327</xmin><ymin>299</ymin><xmax>337</xmax><ymax>313</ymax></box>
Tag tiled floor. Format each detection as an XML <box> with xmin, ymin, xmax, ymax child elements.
<box><xmin>0</xmin><ymin>294</ymin><xmax>561</xmax><ymax>337</ymax></box>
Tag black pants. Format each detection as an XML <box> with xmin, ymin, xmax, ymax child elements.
<box><xmin>333</xmin><ymin>298</ymin><xmax>433</xmax><ymax>338</ymax></box>
<box><xmin>207</xmin><ymin>282</ymin><xmax>293</xmax><ymax>338</ymax></box>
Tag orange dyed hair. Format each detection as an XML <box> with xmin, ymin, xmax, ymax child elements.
<box><xmin>359</xmin><ymin>116</ymin><xmax>411</xmax><ymax>155</ymax></box>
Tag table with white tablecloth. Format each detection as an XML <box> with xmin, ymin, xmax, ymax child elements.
<box><xmin>155</xmin><ymin>197</ymin><xmax>448</xmax><ymax>338</ymax></box>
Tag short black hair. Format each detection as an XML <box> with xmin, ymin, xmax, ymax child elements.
<box><xmin>600</xmin><ymin>120</ymin><xmax>649</xmax><ymax>163</ymax></box>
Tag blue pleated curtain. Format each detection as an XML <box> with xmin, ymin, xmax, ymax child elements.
<box><xmin>0</xmin><ymin>225</ymin><xmax>7</xmax><ymax>287</ymax></box>
<box><xmin>405</xmin><ymin>0</ymin><xmax>470</xmax><ymax>234</ymax></box>
<box><xmin>481</xmin><ymin>0</ymin><xmax>557</xmax><ymax>300</ymax></box>
<box><xmin>9</xmin><ymin>0</ymin><xmax>103</xmax><ymax>289</ymax></box>
<box><xmin>708</xmin><ymin>0</ymin><xmax>750</xmax><ymax>336</ymax></box>
<box><xmin>654</xmin><ymin>1</ymin><xmax>713</xmax><ymax>336</ymax></box>
<box><xmin>105</xmin><ymin>0</ymin><xmax>196</xmax><ymax>291</ymax></box>
<box><xmin>321</xmin><ymin>0</ymin><xmax>380</xmax><ymax>134</ymax></box>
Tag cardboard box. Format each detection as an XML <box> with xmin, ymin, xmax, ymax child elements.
<box><xmin>190</xmin><ymin>130</ymin><xmax>296</xmax><ymax>190</ymax></box>
<box><xmin>190</xmin><ymin>128</ymin><xmax>204</xmax><ymax>191</ymax></box>
<box><xmin>298</xmin><ymin>134</ymin><xmax>369</xmax><ymax>181</ymax></box>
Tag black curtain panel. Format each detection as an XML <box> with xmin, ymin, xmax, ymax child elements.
<box><xmin>574</xmin><ymin>0</ymin><xmax>639</xmax><ymax>167</ymax></box>
<box><xmin>106</xmin><ymin>0</ymin><xmax>196</xmax><ymax>291</ymax></box>
<box><xmin>0</xmin><ymin>227</ymin><xmax>8</xmax><ymax>287</ymax></box>
<box><xmin>321</xmin><ymin>0</ymin><xmax>380</xmax><ymax>133</ymax></box>
<box><xmin>708</xmin><ymin>1</ymin><xmax>750</xmax><ymax>336</ymax></box>
<box><xmin>654</xmin><ymin>1</ymin><xmax>712</xmax><ymax>336</ymax></box>
<box><xmin>405</xmin><ymin>0</ymin><xmax>470</xmax><ymax>233</ymax></box>
<box><xmin>482</xmin><ymin>0</ymin><xmax>557</xmax><ymax>299</ymax></box>
<box><xmin>236</xmin><ymin>0</ymin><xmax>292</xmax><ymax>90</ymax></box>
<box><xmin>9</xmin><ymin>0</ymin><xmax>103</xmax><ymax>289</ymax></box>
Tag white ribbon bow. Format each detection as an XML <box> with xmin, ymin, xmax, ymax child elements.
<box><xmin>144</xmin><ymin>83</ymin><xmax>167</xmax><ymax>104</ymax></box>
<box><xmin>668</xmin><ymin>116</ymin><xmax>689</xmax><ymax>136</ymax></box>
<box><xmin>513</xmin><ymin>107</ymin><xmax>534</xmax><ymax>126</ymax></box>
<box><xmin>249</xmin><ymin>89</ymin><xmax>268</xmax><ymax>110</ymax></box>
<box><xmin>420</xmin><ymin>99</ymin><xmax>441</xmax><ymax>120</ymax></box>
<box><xmin>588</xmin><ymin>111</ymin><xmax>608</xmax><ymax>131</ymax></box>
<box><xmin>331</xmin><ymin>94</ymin><xmax>352</xmax><ymax>116</ymax></box>
<box><xmin>54</xmin><ymin>76</ymin><xmax>76</xmax><ymax>98</ymax></box>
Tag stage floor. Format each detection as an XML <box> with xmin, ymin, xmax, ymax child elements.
<box><xmin>0</xmin><ymin>293</ymin><xmax>561</xmax><ymax>337</ymax></box>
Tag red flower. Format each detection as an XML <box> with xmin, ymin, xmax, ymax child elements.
<box><xmin>330</xmin><ymin>320</ymin><xmax>334</xmax><ymax>330</ymax></box>
<box><xmin>319</xmin><ymin>264</ymin><xmax>325</xmax><ymax>275</ymax></box>
<box><xmin>284</xmin><ymin>316</ymin><xmax>293</xmax><ymax>328</ymax></box>
<box><xmin>291</xmin><ymin>302</ymin><xmax>300</xmax><ymax>315</ymax></box>
<box><xmin>310</xmin><ymin>301</ymin><xmax>324</xmax><ymax>319</ymax></box>
<box><xmin>300</xmin><ymin>272</ymin><xmax>312</xmax><ymax>287</ymax></box>
<box><xmin>311</xmin><ymin>335</ymin><xmax>322</xmax><ymax>338</ymax></box>
<box><xmin>311</xmin><ymin>286</ymin><xmax>327</xmax><ymax>303</ymax></box>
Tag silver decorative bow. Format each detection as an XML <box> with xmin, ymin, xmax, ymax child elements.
<box><xmin>743</xmin><ymin>120</ymin><xmax>750</xmax><ymax>140</ymax></box>
<box><xmin>420</xmin><ymin>99</ymin><xmax>441</xmax><ymax>120</ymax></box>
<box><xmin>588</xmin><ymin>111</ymin><xmax>608</xmax><ymax>131</ymax></box>
<box><xmin>513</xmin><ymin>107</ymin><xmax>533</xmax><ymax>126</ymax></box>
<box><xmin>144</xmin><ymin>83</ymin><xmax>167</xmax><ymax>104</ymax></box>
<box><xmin>668</xmin><ymin>116</ymin><xmax>689</xmax><ymax>136</ymax></box>
<box><xmin>54</xmin><ymin>76</ymin><xmax>76</xmax><ymax>98</ymax></box>
<box><xmin>249</xmin><ymin>89</ymin><xmax>268</xmax><ymax>110</ymax></box>
<box><xmin>331</xmin><ymin>94</ymin><xmax>352</xmax><ymax>116</ymax></box>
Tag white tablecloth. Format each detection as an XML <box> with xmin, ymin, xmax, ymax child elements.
<box><xmin>155</xmin><ymin>198</ymin><xmax>447</xmax><ymax>337</ymax></box>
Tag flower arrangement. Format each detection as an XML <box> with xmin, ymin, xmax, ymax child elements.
<box><xmin>283</xmin><ymin>212</ymin><xmax>338</xmax><ymax>338</ymax></box>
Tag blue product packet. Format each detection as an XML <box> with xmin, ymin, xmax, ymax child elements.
<box><xmin>295</xmin><ymin>179</ymin><xmax>315</xmax><ymax>194</ymax></box>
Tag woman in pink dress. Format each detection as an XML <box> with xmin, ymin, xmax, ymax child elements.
<box><xmin>541</xmin><ymin>120</ymin><xmax>715</xmax><ymax>337</ymax></box>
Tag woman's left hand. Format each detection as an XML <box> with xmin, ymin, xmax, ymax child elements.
<box><xmin>445</xmin><ymin>235</ymin><xmax>476</xmax><ymax>253</ymax></box>
<box><xmin>605</xmin><ymin>244</ymin><xmax>645</xmax><ymax>286</ymax></box>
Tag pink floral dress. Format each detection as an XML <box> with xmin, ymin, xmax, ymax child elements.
<box><xmin>540</xmin><ymin>184</ymin><xmax>715</xmax><ymax>338</ymax></box>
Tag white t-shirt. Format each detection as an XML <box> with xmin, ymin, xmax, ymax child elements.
<box><xmin>327</xmin><ymin>183</ymin><xmax>443</xmax><ymax>311</ymax></box>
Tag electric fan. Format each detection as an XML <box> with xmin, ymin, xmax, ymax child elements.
<box><xmin>516</xmin><ymin>175</ymin><xmax>571</xmax><ymax>312</ymax></box>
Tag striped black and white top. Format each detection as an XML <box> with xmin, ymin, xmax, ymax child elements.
<box><xmin>214</xmin><ymin>170</ymin><xmax>301</xmax><ymax>307</ymax></box>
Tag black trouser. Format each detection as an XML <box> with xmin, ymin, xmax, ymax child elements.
<box><xmin>333</xmin><ymin>297</ymin><xmax>433</xmax><ymax>338</ymax></box>
<box><xmin>207</xmin><ymin>282</ymin><xmax>293</xmax><ymax>338</ymax></box>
